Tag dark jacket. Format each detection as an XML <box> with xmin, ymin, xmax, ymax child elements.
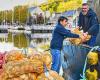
<box><xmin>78</xmin><ymin>8</ymin><xmax>99</xmax><ymax>36</ymax></box>
<box><xmin>50</xmin><ymin>23</ymin><xmax>79</xmax><ymax>50</ymax></box>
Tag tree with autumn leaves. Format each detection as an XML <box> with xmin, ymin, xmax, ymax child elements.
<box><xmin>0</xmin><ymin>0</ymin><xmax>82</xmax><ymax>24</ymax></box>
<box><xmin>40</xmin><ymin>0</ymin><xmax>82</xmax><ymax>13</ymax></box>
<box><xmin>0</xmin><ymin>5</ymin><xmax>28</xmax><ymax>24</ymax></box>
<box><xmin>14</xmin><ymin>6</ymin><xmax>28</xmax><ymax>24</ymax></box>
<box><xmin>0</xmin><ymin>10</ymin><xmax>13</xmax><ymax>24</ymax></box>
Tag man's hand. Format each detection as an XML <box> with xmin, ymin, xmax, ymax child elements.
<box><xmin>79</xmin><ymin>34</ymin><xmax>87</xmax><ymax>42</ymax></box>
<box><xmin>80</xmin><ymin>32</ymin><xmax>90</xmax><ymax>42</ymax></box>
<box><xmin>83</xmin><ymin>32</ymin><xmax>88</xmax><ymax>37</ymax></box>
<box><xmin>76</xmin><ymin>26</ymin><xmax>80</xmax><ymax>30</ymax></box>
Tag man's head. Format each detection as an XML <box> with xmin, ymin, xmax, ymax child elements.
<box><xmin>58</xmin><ymin>16</ymin><xmax>68</xmax><ymax>27</ymax></box>
<box><xmin>82</xmin><ymin>3</ymin><xmax>89</xmax><ymax>15</ymax></box>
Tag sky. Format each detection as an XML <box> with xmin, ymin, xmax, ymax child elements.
<box><xmin>0</xmin><ymin>0</ymin><xmax>47</xmax><ymax>11</ymax></box>
<box><xmin>0</xmin><ymin>0</ymin><xmax>87</xmax><ymax>11</ymax></box>
<box><xmin>83</xmin><ymin>0</ymin><xmax>88</xmax><ymax>3</ymax></box>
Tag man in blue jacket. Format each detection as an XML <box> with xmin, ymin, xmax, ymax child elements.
<box><xmin>50</xmin><ymin>16</ymin><xmax>84</xmax><ymax>73</ymax></box>
<box><xmin>78</xmin><ymin>3</ymin><xmax>99</xmax><ymax>46</ymax></box>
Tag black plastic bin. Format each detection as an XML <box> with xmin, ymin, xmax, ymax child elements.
<box><xmin>62</xmin><ymin>43</ymin><xmax>90</xmax><ymax>80</ymax></box>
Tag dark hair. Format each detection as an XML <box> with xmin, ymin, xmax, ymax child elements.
<box><xmin>82</xmin><ymin>3</ymin><xmax>89</xmax><ymax>6</ymax></box>
<box><xmin>58</xmin><ymin>16</ymin><xmax>68</xmax><ymax>23</ymax></box>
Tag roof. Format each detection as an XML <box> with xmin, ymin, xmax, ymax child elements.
<box><xmin>28</xmin><ymin>7</ymin><xmax>36</xmax><ymax>12</ymax></box>
<box><xmin>62</xmin><ymin>10</ymin><xmax>76</xmax><ymax>16</ymax></box>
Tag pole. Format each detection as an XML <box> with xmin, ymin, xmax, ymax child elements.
<box><xmin>19</xmin><ymin>7</ymin><xmax>20</xmax><ymax>25</ymax></box>
<box><xmin>27</xmin><ymin>0</ymin><xmax>30</xmax><ymax>25</ymax></box>
<box><xmin>2</xmin><ymin>11</ymin><xmax>3</xmax><ymax>24</ymax></box>
<box><xmin>12</xmin><ymin>9</ymin><xmax>14</xmax><ymax>24</ymax></box>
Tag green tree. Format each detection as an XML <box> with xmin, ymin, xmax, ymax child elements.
<box><xmin>14</xmin><ymin>5</ymin><xmax>28</xmax><ymax>24</ymax></box>
<box><xmin>6</xmin><ymin>10</ymin><xmax>13</xmax><ymax>23</ymax></box>
<box><xmin>0</xmin><ymin>10</ymin><xmax>13</xmax><ymax>24</ymax></box>
<box><xmin>0</xmin><ymin>11</ymin><xmax>3</xmax><ymax>24</ymax></box>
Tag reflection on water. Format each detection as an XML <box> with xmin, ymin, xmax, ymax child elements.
<box><xmin>0</xmin><ymin>31</ymin><xmax>50</xmax><ymax>52</ymax></box>
<box><xmin>13</xmin><ymin>33</ymin><xmax>29</xmax><ymax>48</ymax></box>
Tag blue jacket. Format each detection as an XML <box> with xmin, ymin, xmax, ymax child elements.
<box><xmin>50</xmin><ymin>23</ymin><xmax>79</xmax><ymax>50</ymax></box>
<box><xmin>78</xmin><ymin>9</ymin><xmax>99</xmax><ymax>36</ymax></box>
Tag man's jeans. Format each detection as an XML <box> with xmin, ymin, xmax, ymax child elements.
<box><xmin>50</xmin><ymin>49</ymin><xmax>61</xmax><ymax>73</ymax></box>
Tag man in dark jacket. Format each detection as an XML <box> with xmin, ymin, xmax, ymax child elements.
<box><xmin>50</xmin><ymin>16</ymin><xmax>84</xmax><ymax>73</ymax></box>
<box><xmin>78</xmin><ymin>3</ymin><xmax>99</xmax><ymax>46</ymax></box>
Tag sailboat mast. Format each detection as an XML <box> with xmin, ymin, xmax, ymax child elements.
<box><xmin>12</xmin><ymin>9</ymin><xmax>14</xmax><ymax>24</ymax></box>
